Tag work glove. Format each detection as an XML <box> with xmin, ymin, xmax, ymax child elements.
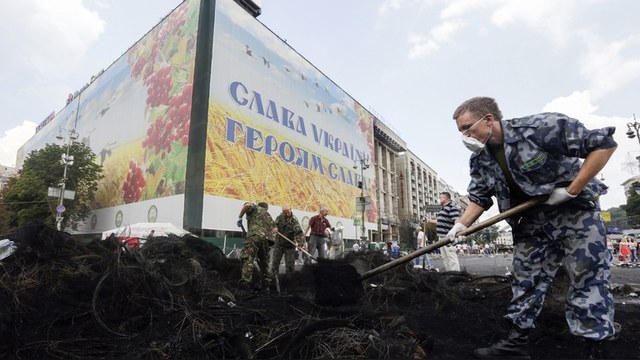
<box><xmin>236</xmin><ymin>218</ymin><xmax>243</xmax><ymax>227</ymax></box>
<box><xmin>445</xmin><ymin>223</ymin><xmax>467</xmax><ymax>245</ymax></box>
<box><xmin>544</xmin><ymin>187</ymin><xmax>577</xmax><ymax>206</ymax></box>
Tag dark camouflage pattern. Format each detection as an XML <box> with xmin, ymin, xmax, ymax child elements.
<box><xmin>271</xmin><ymin>246</ymin><xmax>296</xmax><ymax>274</ymax></box>
<box><xmin>240</xmin><ymin>204</ymin><xmax>275</xmax><ymax>285</ymax></box>
<box><xmin>467</xmin><ymin>113</ymin><xmax>615</xmax><ymax>216</ymax></box>
<box><xmin>465</xmin><ymin>113</ymin><xmax>617</xmax><ymax>340</ymax></box>
<box><xmin>240</xmin><ymin>235</ymin><xmax>272</xmax><ymax>285</ymax></box>
<box><xmin>507</xmin><ymin>207</ymin><xmax>615</xmax><ymax>339</ymax></box>
<box><xmin>274</xmin><ymin>213</ymin><xmax>304</xmax><ymax>248</ymax></box>
<box><xmin>246</xmin><ymin>204</ymin><xmax>276</xmax><ymax>240</ymax></box>
<box><xmin>271</xmin><ymin>213</ymin><xmax>304</xmax><ymax>274</ymax></box>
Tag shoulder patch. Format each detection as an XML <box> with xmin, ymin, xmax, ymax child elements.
<box><xmin>520</xmin><ymin>152</ymin><xmax>547</xmax><ymax>171</ymax></box>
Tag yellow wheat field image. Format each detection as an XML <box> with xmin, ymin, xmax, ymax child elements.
<box><xmin>205</xmin><ymin>103</ymin><xmax>365</xmax><ymax>219</ymax></box>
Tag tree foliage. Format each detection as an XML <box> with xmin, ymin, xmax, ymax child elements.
<box><xmin>603</xmin><ymin>206</ymin><xmax>627</xmax><ymax>232</ymax></box>
<box><xmin>621</xmin><ymin>185</ymin><xmax>640</xmax><ymax>229</ymax></box>
<box><xmin>2</xmin><ymin>143</ymin><xmax>102</xmax><ymax>230</ymax></box>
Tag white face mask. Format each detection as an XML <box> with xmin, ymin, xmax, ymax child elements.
<box><xmin>462</xmin><ymin>131</ymin><xmax>491</xmax><ymax>152</ymax></box>
<box><xmin>461</xmin><ymin>115</ymin><xmax>492</xmax><ymax>152</ymax></box>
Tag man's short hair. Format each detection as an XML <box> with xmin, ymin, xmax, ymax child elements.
<box><xmin>452</xmin><ymin>96</ymin><xmax>503</xmax><ymax>121</ymax></box>
<box><xmin>439</xmin><ymin>192</ymin><xmax>451</xmax><ymax>199</ymax></box>
<box><xmin>258</xmin><ymin>202</ymin><xmax>269</xmax><ymax>209</ymax></box>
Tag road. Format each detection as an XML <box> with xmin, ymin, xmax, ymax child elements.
<box><xmin>428</xmin><ymin>253</ymin><xmax>640</xmax><ymax>285</ymax></box>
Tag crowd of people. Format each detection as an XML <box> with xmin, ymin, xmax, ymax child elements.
<box><xmin>608</xmin><ymin>235</ymin><xmax>639</xmax><ymax>264</ymax></box>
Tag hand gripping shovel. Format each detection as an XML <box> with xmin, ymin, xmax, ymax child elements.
<box><xmin>314</xmin><ymin>198</ymin><xmax>544</xmax><ymax>306</ymax></box>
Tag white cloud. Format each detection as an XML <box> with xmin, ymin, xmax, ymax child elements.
<box><xmin>408</xmin><ymin>34</ymin><xmax>439</xmax><ymax>58</ymax></box>
<box><xmin>542</xmin><ymin>91</ymin><xmax>598</xmax><ymax>119</ymax></box>
<box><xmin>491</xmin><ymin>0</ymin><xmax>595</xmax><ymax>47</ymax></box>
<box><xmin>440</xmin><ymin>0</ymin><xmax>495</xmax><ymax>20</ymax></box>
<box><xmin>0</xmin><ymin>122</ymin><xmax>37</xmax><ymax>167</ymax></box>
<box><xmin>405</xmin><ymin>0</ymin><xmax>603</xmax><ymax>59</ymax></box>
<box><xmin>0</xmin><ymin>0</ymin><xmax>105</xmax><ymax>79</ymax></box>
<box><xmin>579</xmin><ymin>33</ymin><xmax>640</xmax><ymax>100</ymax></box>
<box><xmin>378</xmin><ymin>0</ymin><xmax>404</xmax><ymax>15</ymax></box>
<box><xmin>408</xmin><ymin>19</ymin><xmax>463</xmax><ymax>58</ymax></box>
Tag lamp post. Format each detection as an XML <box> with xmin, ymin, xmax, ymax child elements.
<box><xmin>55</xmin><ymin>129</ymin><xmax>78</xmax><ymax>231</ymax></box>
<box><xmin>354</xmin><ymin>157</ymin><xmax>370</xmax><ymax>245</ymax></box>
<box><xmin>627</xmin><ymin>114</ymin><xmax>640</xmax><ymax>171</ymax></box>
<box><xmin>626</xmin><ymin>114</ymin><xmax>640</xmax><ymax>144</ymax></box>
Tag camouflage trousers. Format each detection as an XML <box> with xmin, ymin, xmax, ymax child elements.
<box><xmin>507</xmin><ymin>206</ymin><xmax>615</xmax><ymax>340</ymax></box>
<box><xmin>271</xmin><ymin>245</ymin><xmax>296</xmax><ymax>275</ymax></box>
<box><xmin>240</xmin><ymin>236</ymin><xmax>272</xmax><ymax>286</ymax></box>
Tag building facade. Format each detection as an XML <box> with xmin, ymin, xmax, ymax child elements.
<box><xmin>0</xmin><ymin>165</ymin><xmax>15</xmax><ymax>191</ymax></box>
<box><xmin>396</xmin><ymin>150</ymin><xmax>439</xmax><ymax>228</ymax></box>
<box><xmin>372</xmin><ymin>120</ymin><xmax>406</xmax><ymax>242</ymax></box>
<box><xmin>16</xmin><ymin>0</ymin><xmax>466</xmax><ymax>242</ymax></box>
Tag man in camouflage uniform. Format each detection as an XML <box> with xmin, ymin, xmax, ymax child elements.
<box><xmin>448</xmin><ymin>97</ymin><xmax>617</xmax><ymax>359</ymax></box>
<box><xmin>271</xmin><ymin>205</ymin><xmax>304</xmax><ymax>275</ymax></box>
<box><xmin>237</xmin><ymin>202</ymin><xmax>276</xmax><ymax>291</ymax></box>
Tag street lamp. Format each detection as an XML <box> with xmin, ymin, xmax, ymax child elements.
<box><xmin>354</xmin><ymin>157</ymin><xmax>370</xmax><ymax>245</ymax></box>
<box><xmin>626</xmin><ymin>114</ymin><xmax>640</xmax><ymax>144</ymax></box>
<box><xmin>627</xmin><ymin>114</ymin><xmax>640</xmax><ymax>172</ymax></box>
<box><xmin>55</xmin><ymin>129</ymin><xmax>79</xmax><ymax>231</ymax></box>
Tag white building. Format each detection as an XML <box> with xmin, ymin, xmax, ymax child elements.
<box><xmin>0</xmin><ymin>164</ymin><xmax>15</xmax><ymax>190</ymax></box>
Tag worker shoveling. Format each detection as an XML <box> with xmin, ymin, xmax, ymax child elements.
<box><xmin>313</xmin><ymin>198</ymin><xmax>544</xmax><ymax>306</ymax></box>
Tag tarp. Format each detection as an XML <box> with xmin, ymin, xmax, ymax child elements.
<box><xmin>101</xmin><ymin>222</ymin><xmax>190</xmax><ymax>240</ymax></box>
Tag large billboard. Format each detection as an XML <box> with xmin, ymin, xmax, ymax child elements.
<box><xmin>203</xmin><ymin>0</ymin><xmax>377</xmax><ymax>235</ymax></box>
<box><xmin>18</xmin><ymin>0</ymin><xmax>201</xmax><ymax>232</ymax></box>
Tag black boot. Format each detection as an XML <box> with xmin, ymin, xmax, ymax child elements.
<box><xmin>584</xmin><ymin>339</ymin><xmax>611</xmax><ymax>359</ymax></box>
<box><xmin>473</xmin><ymin>327</ymin><xmax>530</xmax><ymax>359</ymax></box>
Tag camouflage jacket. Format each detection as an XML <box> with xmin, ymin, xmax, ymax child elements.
<box><xmin>246</xmin><ymin>204</ymin><xmax>275</xmax><ymax>241</ymax></box>
<box><xmin>467</xmin><ymin>113</ymin><xmax>615</xmax><ymax>220</ymax></box>
<box><xmin>274</xmin><ymin>213</ymin><xmax>304</xmax><ymax>248</ymax></box>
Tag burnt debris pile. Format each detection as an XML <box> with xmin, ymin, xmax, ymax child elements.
<box><xmin>0</xmin><ymin>223</ymin><xmax>638</xmax><ymax>359</ymax></box>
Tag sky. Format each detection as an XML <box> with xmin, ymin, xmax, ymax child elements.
<box><xmin>1</xmin><ymin>0</ymin><xmax>640</xmax><ymax>217</ymax></box>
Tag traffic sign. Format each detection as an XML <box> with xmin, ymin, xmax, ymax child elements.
<box><xmin>56</xmin><ymin>205</ymin><xmax>66</xmax><ymax>213</ymax></box>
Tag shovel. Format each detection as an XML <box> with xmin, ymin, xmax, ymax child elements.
<box><xmin>360</xmin><ymin>197</ymin><xmax>544</xmax><ymax>280</ymax></box>
<box><xmin>314</xmin><ymin>197</ymin><xmax>544</xmax><ymax>306</ymax></box>
<box><xmin>277</xmin><ymin>231</ymin><xmax>317</xmax><ymax>263</ymax></box>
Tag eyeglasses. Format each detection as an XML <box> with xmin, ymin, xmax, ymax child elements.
<box><xmin>461</xmin><ymin>114</ymin><xmax>489</xmax><ymax>136</ymax></box>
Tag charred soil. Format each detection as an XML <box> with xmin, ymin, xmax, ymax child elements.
<box><xmin>0</xmin><ymin>223</ymin><xmax>638</xmax><ymax>359</ymax></box>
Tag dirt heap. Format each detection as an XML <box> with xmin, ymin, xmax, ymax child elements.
<box><xmin>0</xmin><ymin>223</ymin><xmax>638</xmax><ymax>359</ymax></box>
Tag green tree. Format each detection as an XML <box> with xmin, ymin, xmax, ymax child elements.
<box><xmin>603</xmin><ymin>206</ymin><xmax>627</xmax><ymax>232</ymax></box>
<box><xmin>3</xmin><ymin>143</ymin><xmax>102</xmax><ymax>231</ymax></box>
<box><xmin>0</xmin><ymin>180</ymin><xmax>14</xmax><ymax>234</ymax></box>
<box><xmin>621</xmin><ymin>185</ymin><xmax>640</xmax><ymax>229</ymax></box>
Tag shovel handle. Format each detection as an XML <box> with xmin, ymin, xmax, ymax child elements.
<box><xmin>277</xmin><ymin>231</ymin><xmax>317</xmax><ymax>261</ymax></box>
<box><xmin>455</xmin><ymin>197</ymin><xmax>545</xmax><ymax>237</ymax></box>
<box><xmin>359</xmin><ymin>197</ymin><xmax>544</xmax><ymax>281</ymax></box>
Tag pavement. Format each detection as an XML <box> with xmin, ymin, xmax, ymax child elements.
<box><xmin>427</xmin><ymin>253</ymin><xmax>640</xmax><ymax>286</ymax></box>
<box><xmin>281</xmin><ymin>252</ymin><xmax>640</xmax><ymax>285</ymax></box>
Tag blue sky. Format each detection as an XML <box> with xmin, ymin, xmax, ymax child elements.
<box><xmin>1</xmin><ymin>0</ymin><xmax>640</xmax><ymax>213</ymax></box>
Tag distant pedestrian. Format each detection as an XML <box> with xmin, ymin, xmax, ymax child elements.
<box><xmin>434</xmin><ymin>192</ymin><xmax>461</xmax><ymax>271</ymax></box>
<box><xmin>620</xmin><ymin>236</ymin><xmax>631</xmax><ymax>263</ymax></box>
<box><xmin>629</xmin><ymin>238</ymin><xmax>638</xmax><ymax>263</ymax></box>
<box><xmin>414</xmin><ymin>227</ymin><xmax>431</xmax><ymax>269</ymax></box>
